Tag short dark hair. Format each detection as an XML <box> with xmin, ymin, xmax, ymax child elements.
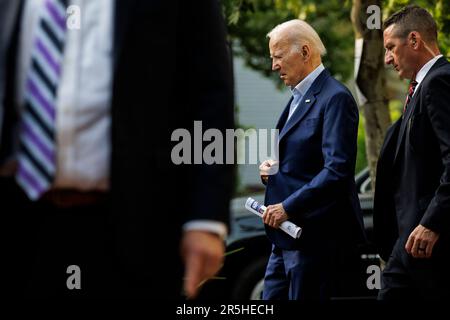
<box><xmin>383</xmin><ymin>5</ymin><xmax>438</xmax><ymax>43</ymax></box>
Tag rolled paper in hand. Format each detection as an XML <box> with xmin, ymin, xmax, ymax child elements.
<box><xmin>245</xmin><ymin>198</ymin><xmax>302</xmax><ymax>239</ymax></box>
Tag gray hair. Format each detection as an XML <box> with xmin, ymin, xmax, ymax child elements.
<box><xmin>267</xmin><ymin>19</ymin><xmax>327</xmax><ymax>56</ymax></box>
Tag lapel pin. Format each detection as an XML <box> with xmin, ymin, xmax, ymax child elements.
<box><xmin>305</xmin><ymin>99</ymin><xmax>311</xmax><ymax>103</ymax></box>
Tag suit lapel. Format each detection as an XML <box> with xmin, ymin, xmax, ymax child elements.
<box><xmin>392</xmin><ymin>56</ymin><xmax>448</xmax><ymax>163</ymax></box>
<box><xmin>393</xmin><ymin>85</ymin><xmax>421</xmax><ymax>161</ymax></box>
<box><xmin>0</xmin><ymin>0</ymin><xmax>23</xmax><ymax>163</ymax></box>
<box><xmin>0</xmin><ymin>0</ymin><xmax>23</xmax><ymax>52</ymax></box>
<box><xmin>279</xmin><ymin>94</ymin><xmax>316</xmax><ymax>140</ymax></box>
<box><xmin>278</xmin><ymin>69</ymin><xmax>330</xmax><ymax>142</ymax></box>
<box><xmin>276</xmin><ymin>98</ymin><xmax>292</xmax><ymax>130</ymax></box>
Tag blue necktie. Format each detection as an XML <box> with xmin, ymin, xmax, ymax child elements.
<box><xmin>16</xmin><ymin>0</ymin><xmax>68</xmax><ymax>200</ymax></box>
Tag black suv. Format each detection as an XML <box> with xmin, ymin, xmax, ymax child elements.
<box><xmin>198</xmin><ymin>169</ymin><xmax>380</xmax><ymax>300</ymax></box>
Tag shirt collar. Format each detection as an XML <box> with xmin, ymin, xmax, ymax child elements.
<box><xmin>291</xmin><ymin>63</ymin><xmax>325</xmax><ymax>97</ymax></box>
<box><xmin>415</xmin><ymin>54</ymin><xmax>443</xmax><ymax>86</ymax></box>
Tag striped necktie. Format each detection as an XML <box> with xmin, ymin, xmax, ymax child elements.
<box><xmin>403</xmin><ymin>79</ymin><xmax>418</xmax><ymax>114</ymax></box>
<box><xmin>16</xmin><ymin>0</ymin><xmax>68</xmax><ymax>200</ymax></box>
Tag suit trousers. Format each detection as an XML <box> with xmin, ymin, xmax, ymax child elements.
<box><xmin>263</xmin><ymin>244</ymin><xmax>335</xmax><ymax>301</ymax></box>
<box><xmin>379</xmin><ymin>238</ymin><xmax>450</xmax><ymax>300</ymax></box>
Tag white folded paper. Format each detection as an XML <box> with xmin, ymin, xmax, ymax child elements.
<box><xmin>245</xmin><ymin>198</ymin><xmax>302</xmax><ymax>239</ymax></box>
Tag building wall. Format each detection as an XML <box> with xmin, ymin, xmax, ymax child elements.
<box><xmin>234</xmin><ymin>56</ymin><xmax>290</xmax><ymax>190</ymax></box>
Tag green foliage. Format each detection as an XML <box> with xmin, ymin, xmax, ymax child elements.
<box><xmin>223</xmin><ymin>0</ymin><xmax>295</xmax><ymax>86</ymax></box>
<box><xmin>435</xmin><ymin>0</ymin><xmax>450</xmax><ymax>58</ymax></box>
<box><xmin>355</xmin><ymin>99</ymin><xmax>403</xmax><ymax>174</ymax></box>
<box><xmin>223</xmin><ymin>0</ymin><xmax>450</xmax><ymax>84</ymax></box>
<box><xmin>223</xmin><ymin>0</ymin><xmax>449</xmax><ymax>175</ymax></box>
<box><xmin>384</xmin><ymin>0</ymin><xmax>450</xmax><ymax>57</ymax></box>
<box><xmin>389</xmin><ymin>99</ymin><xmax>403</xmax><ymax>122</ymax></box>
<box><xmin>222</xmin><ymin>0</ymin><xmax>354</xmax><ymax>85</ymax></box>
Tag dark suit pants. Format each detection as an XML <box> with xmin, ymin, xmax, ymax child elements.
<box><xmin>262</xmin><ymin>244</ymin><xmax>334</xmax><ymax>301</ymax></box>
<box><xmin>379</xmin><ymin>238</ymin><xmax>450</xmax><ymax>300</ymax></box>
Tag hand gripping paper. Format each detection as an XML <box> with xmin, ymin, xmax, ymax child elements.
<box><xmin>245</xmin><ymin>198</ymin><xmax>302</xmax><ymax>239</ymax></box>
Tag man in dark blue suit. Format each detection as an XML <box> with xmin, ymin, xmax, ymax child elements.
<box><xmin>259</xmin><ymin>19</ymin><xmax>365</xmax><ymax>300</ymax></box>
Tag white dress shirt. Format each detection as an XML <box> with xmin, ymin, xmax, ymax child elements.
<box><xmin>413</xmin><ymin>54</ymin><xmax>443</xmax><ymax>97</ymax></box>
<box><xmin>17</xmin><ymin>0</ymin><xmax>113</xmax><ymax>191</ymax></box>
<box><xmin>17</xmin><ymin>0</ymin><xmax>227</xmax><ymax>238</ymax></box>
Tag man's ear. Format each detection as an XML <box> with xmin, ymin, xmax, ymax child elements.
<box><xmin>409</xmin><ymin>31</ymin><xmax>420</xmax><ymax>49</ymax></box>
<box><xmin>301</xmin><ymin>45</ymin><xmax>310</xmax><ymax>60</ymax></box>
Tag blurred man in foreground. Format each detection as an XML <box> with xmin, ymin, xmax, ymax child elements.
<box><xmin>0</xmin><ymin>0</ymin><xmax>234</xmax><ymax>299</ymax></box>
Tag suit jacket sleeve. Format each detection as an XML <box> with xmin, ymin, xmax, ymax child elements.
<box><xmin>181</xmin><ymin>0</ymin><xmax>235</xmax><ymax>225</ymax></box>
<box><xmin>282</xmin><ymin>91</ymin><xmax>359</xmax><ymax>219</ymax></box>
<box><xmin>420</xmin><ymin>74</ymin><xmax>450</xmax><ymax>233</ymax></box>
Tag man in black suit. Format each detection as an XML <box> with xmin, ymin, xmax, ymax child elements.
<box><xmin>374</xmin><ymin>5</ymin><xmax>450</xmax><ymax>300</ymax></box>
<box><xmin>0</xmin><ymin>0</ymin><xmax>234</xmax><ymax>299</ymax></box>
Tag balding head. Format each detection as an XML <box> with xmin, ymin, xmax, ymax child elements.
<box><xmin>267</xmin><ymin>19</ymin><xmax>326</xmax><ymax>58</ymax></box>
<box><xmin>268</xmin><ymin>20</ymin><xmax>326</xmax><ymax>87</ymax></box>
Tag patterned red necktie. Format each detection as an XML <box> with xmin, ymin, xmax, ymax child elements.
<box><xmin>403</xmin><ymin>79</ymin><xmax>418</xmax><ymax>114</ymax></box>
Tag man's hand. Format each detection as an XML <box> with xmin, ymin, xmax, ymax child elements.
<box><xmin>263</xmin><ymin>203</ymin><xmax>288</xmax><ymax>228</ymax></box>
<box><xmin>180</xmin><ymin>230</ymin><xmax>225</xmax><ymax>299</ymax></box>
<box><xmin>259</xmin><ymin>159</ymin><xmax>279</xmax><ymax>183</ymax></box>
<box><xmin>405</xmin><ymin>224</ymin><xmax>440</xmax><ymax>258</ymax></box>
